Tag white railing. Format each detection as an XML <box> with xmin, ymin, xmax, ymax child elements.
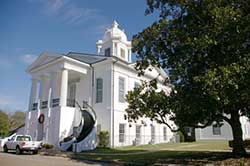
<box><xmin>60</xmin><ymin>100</ymin><xmax>97</xmax><ymax>152</ymax></box>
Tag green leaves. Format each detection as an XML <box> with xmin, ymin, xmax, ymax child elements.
<box><xmin>127</xmin><ymin>0</ymin><xmax>250</xmax><ymax>132</ymax></box>
<box><xmin>0</xmin><ymin>111</ymin><xmax>10</xmax><ymax>137</ymax></box>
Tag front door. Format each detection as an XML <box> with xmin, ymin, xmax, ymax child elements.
<box><xmin>68</xmin><ymin>83</ymin><xmax>76</xmax><ymax>107</ymax></box>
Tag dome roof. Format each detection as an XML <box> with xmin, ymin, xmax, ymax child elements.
<box><xmin>103</xmin><ymin>21</ymin><xmax>128</xmax><ymax>42</ymax></box>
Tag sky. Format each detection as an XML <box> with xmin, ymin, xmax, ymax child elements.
<box><xmin>0</xmin><ymin>0</ymin><xmax>158</xmax><ymax>112</ymax></box>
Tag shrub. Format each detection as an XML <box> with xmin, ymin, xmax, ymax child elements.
<box><xmin>42</xmin><ymin>143</ymin><xmax>54</xmax><ymax>149</ymax></box>
<box><xmin>177</xmin><ymin>131</ymin><xmax>185</xmax><ymax>142</ymax></box>
<box><xmin>98</xmin><ymin>131</ymin><xmax>109</xmax><ymax>148</ymax></box>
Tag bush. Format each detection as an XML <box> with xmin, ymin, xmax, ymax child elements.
<box><xmin>98</xmin><ymin>131</ymin><xmax>109</xmax><ymax>148</ymax></box>
<box><xmin>42</xmin><ymin>143</ymin><xmax>54</xmax><ymax>149</ymax></box>
<box><xmin>177</xmin><ymin>131</ymin><xmax>185</xmax><ymax>142</ymax></box>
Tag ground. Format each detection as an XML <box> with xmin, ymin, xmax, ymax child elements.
<box><xmin>0</xmin><ymin>151</ymin><xmax>107</xmax><ymax>166</ymax></box>
<box><xmin>1</xmin><ymin>142</ymin><xmax>250</xmax><ymax>166</ymax></box>
<box><xmin>71</xmin><ymin>142</ymin><xmax>250</xmax><ymax>165</ymax></box>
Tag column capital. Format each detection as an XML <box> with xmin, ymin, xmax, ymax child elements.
<box><xmin>31</xmin><ymin>77</ymin><xmax>39</xmax><ymax>82</ymax></box>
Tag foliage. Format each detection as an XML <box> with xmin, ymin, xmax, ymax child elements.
<box><xmin>0</xmin><ymin>110</ymin><xmax>9</xmax><ymax>137</ymax></box>
<box><xmin>177</xmin><ymin>131</ymin><xmax>185</xmax><ymax>143</ymax></box>
<box><xmin>97</xmin><ymin>131</ymin><xmax>109</xmax><ymax>148</ymax></box>
<box><xmin>9</xmin><ymin>111</ymin><xmax>25</xmax><ymax>131</ymax></box>
<box><xmin>42</xmin><ymin>143</ymin><xmax>54</xmax><ymax>149</ymax></box>
<box><xmin>126</xmin><ymin>0</ymin><xmax>250</xmax><ymax>156</ymax></box>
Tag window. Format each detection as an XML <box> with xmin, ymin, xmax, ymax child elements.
<box><xmin>134</xmin><ymin>82</ymin><xmax>140</xmax><ymax>89</ymax></box>
<box><xmin>16</xmin><ymin>136</ymin><xmax>31</xmax><ymax>141</ymax></box>
<box><xmin>151</xmin><ymin>125</ymin><xmax>155</xmax><ymax>143</ymax></box>
<box><xmin>119</xmin><ymin>124</ymin><xmax>126</xmax><ymax>143</ymax></box>
<box><xmin>136</xmin><ymin>125</ymin><xmax>141</xmax><ymax>143</ymax></box>
<box><xmin>67</xmin><ymin>83</ymin><xmax>76</xmax><ymax>107</ymax></box>
<box><xmin>212</xmin><ymin>124</ymin><xmax>221</xmax><ymax>135</ymax></box>
<box><xmin>119</xmin><ymin>77</ymin><xmax>125</xmax><ymax>103</ymax></box>
<box><xmin>120</xmin><ymin>48</ymin><xmax>125</xmax><ymax>58</ymax></box>
<box><xmin>163</xmin><ymin>127</ymin><xmax>167</xmax><ymax>141</ymax></box>
<box><xmin>105</xmin><ymin>48</ymin><xmax>110</xmax><ymax>56</ymax></box>
<box><xmin>96</xmin><ymin>78</ymin><xmax>103</xmax><ymax>103</ymax></box>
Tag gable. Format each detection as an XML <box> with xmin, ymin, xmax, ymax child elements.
<box><xmin>27</xmin><ymin>52</ymin><xmax>62</xmax><ymax>73</ymax></box>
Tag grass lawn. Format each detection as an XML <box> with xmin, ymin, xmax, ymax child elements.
<box><xmin>115</xmin><ymin>141</ymin><xmax>231</xmax><ymax>152</ymax></box>
<box><xmin>79</xmin><ymin>141</ymin><xmax>231</xmax><ymax>154</ymax></box>
<box><xmin>68</xmin><ymin>142</ymin><xmax>250</xmax><ymax>165</ymax></box>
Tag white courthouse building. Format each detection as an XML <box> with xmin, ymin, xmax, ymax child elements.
<box><xmin>24</xmin><ymin>21</ymin><xmax>175</xmax><ymax>152</ymax></box>
<box><xmin>24</xmin><ymin>21</ymin><xmax>250</xmax><ymax>152</ymax></box>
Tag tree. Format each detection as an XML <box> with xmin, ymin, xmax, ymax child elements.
<box><xmin>0</xmin><ymin>110</ymin><xmax>10</xmax><ymax>137</ymax></box>
<box><xmin>126</xmin><ymin>0</ymin><xmax>250</xmax><ymax>156</ymax></box>
<box><xmin>9</xmin><ymin>111</ymin><xmax>25</xmax><ymax>131</ymax></box>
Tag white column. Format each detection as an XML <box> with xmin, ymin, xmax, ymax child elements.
<box><xmin>39</xmin><ymin>77</ymin><xmax>44</xmax><ymax>101</ymax></box>
<box><xmin>60</xmin><ymin>69</ymin><xmax>68</xmax><ymax>107</ymax></box>
<box><xmin>128</xmin><ymin>49</ymin><xmax>132</xmax><ymax>63</ymax></box>
<box><xmin>49</xmin><ymin>72</ymin><xmax>57</xmax><ymax>107</ymax></box>
<box><xmin>29</xmin><ymin>78</ymin><xmax>38</xmax><ymax>111</ymax></box>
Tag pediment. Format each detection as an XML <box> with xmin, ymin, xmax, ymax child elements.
<box><xmin>27</xmin><ymin>52</ymin><xmax>62</xmax><ymax>73</ymax></box>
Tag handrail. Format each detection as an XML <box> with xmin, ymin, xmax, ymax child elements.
<box><xmin>75</xmin><ymin>100</ymin><xmax>97</xmax><ymax>123</ymax></box>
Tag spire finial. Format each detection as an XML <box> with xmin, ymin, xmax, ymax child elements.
<box><xmin>112</xmin><ymin>20</ymin><xmax>119</xmax><ymax>28</ymax></box>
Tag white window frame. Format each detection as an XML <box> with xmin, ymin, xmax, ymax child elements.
<box><xmin>151</xmin><ymin>125</ymin><xmax>155</xmax><ymax>143</ymax></box>
<box><xmin>119</xmin><ymin>76</ymin><xmax>125</xmax><ymax>103</ymax></box>
<box><xmin>119</xmin><ymin>124</ymin><xmax>126</xmax><ymax>143</ymax></box>
<box><xmin>163</xmin><ymin>127</ymin><xmax>167</xmax><ymax>141</ymax></box>
<box><xmin>212</xmin><ymin>124</ymin><xmax>221</xmax><ymax>135</ymax></box>
<box><xmin>136</xmin><ymin>125</ymin><xmax>141</xmax><ymax>143</ymax></box>
<box><xmin>120</xmin><ymin>48</ymin><xmax>125</xmax><ymax>59</ymax></box>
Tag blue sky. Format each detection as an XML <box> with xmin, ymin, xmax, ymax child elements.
<box><xmin>0</xmin><ymin>0</ymin><xmax>158</xmax><ymax>112</ymax></box>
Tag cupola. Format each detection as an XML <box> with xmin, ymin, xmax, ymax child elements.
<box><xmin>96</xmin><ymin>21</ymin><xmax>132</xmax><ymax>63</ymax></box>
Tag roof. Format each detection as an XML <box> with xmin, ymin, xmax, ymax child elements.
<box><xmin>103</xmin><ymin>20</ymin><xmax>128</xmax><ymax>43</ymax></box>
<box><xmin>66</xmin><ymin>52</ymin><xmax>108</xmax><ymax>64</ymax></box>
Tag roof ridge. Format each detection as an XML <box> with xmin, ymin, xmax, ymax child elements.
<box><xmin>66</xmin><ymin>51</ymin><xmax>107</xmax><ymax>57</ymax></box>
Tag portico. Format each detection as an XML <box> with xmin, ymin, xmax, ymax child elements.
<box><xmin>25</xmin><ymin>54</ymin><xmax>90</xmax><ymax>144</ymax></box>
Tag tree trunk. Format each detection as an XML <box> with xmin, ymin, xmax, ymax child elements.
<box><xmin>230</xmin><ymin>111</ymin><xmax>246</xmax><ymax>157</ymax></box>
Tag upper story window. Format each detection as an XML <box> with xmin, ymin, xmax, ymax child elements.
<box><xmin>96</xmin><ymin>78</ymin><xmax>103</xmax><ymax>103</ymax></box>
<box><xmin>119</xmin><ymin>76</ymin><xmax>125</xmax><ymax>103</ymax></box>
<box><xmin>128</xmin><ymin>49</ymin><xmax>130</xmax><ymax>61</ymax></box>
<box><xmin>120</xmin><ymin>48</ymin><xmax>125</xmax><ymax>59</ymax></box>
<box><xmin>163</xmin><ymin>127</ymin><xmax>167</xmax><ymax>141</ymax></box>
<box><xmin>212</xmin><ymin>124</ymin><xmax>221</xmax><ymax>135</ymax></box>
<box><xmin>105</xmin><ymin>48</ymin><xmax>110</xmax><ymax>56</ymax></box>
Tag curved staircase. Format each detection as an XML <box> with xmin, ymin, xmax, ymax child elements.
<box><xmin>59</xmin><ymin>101</ymin><xmax>97</xmax><ymax>152</ymax></box>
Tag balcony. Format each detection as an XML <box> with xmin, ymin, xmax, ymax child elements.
<box><xmin>32</xmin><ymin>103</ymin><xmax>38</xmax><ymax>111</ymax></box>
<box><xmin>52</xmin><ymin>98</ymin><xmax>60</xmax><ymax>107</ymax></box>
<box><xmin>41</xmin><ymin>101</ymin><xmax>48</xmax><ymax>109</ymax></box>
